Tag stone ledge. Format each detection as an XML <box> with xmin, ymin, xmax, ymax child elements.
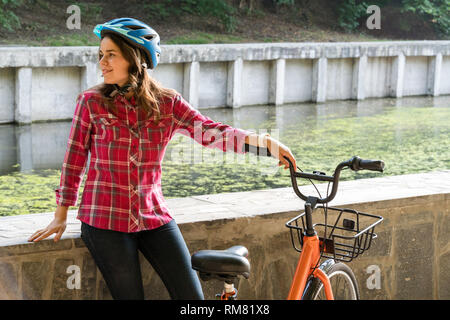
<box><xmin>1</xmin><ymin>41</ymin><xmax>450</xmax><ymax>67</ymax></box>
<box><xmin>0</xmin><ymin>170</ymin><xmax>449</xmax><ymax>299</ymax></box>
<box><xmin>1</xmin><ymin>170</ymin><xmax>449</xmax><ymax>249</ymax></box>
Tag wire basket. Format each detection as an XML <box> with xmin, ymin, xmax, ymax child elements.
<box><xmin>286</xmin><ymin>206</ymin><xmax>383</xmax><ymax>262</ymax></box>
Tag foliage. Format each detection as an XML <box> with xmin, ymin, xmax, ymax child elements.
<box><xmin>401</xmin><ymin>0</ymin><xmax>450</xmax><ymax>36</ymax></box>
<box><xmin>0</xmin><ymin>0</ymin><xmax>22</xmax><ymax>31</ymax></box>
<box><xmin>337</xmin><ymin>0</ymin><xmax>369</xmax><ymax>32</ymax></box>
<box><xmin>145</xmin><ymin>0</ymin><xmax>237</xmax><ymax>33</ymax></box>
<box><xmin>76</xmin><ymin>2</ymin><xmax>103</xmax><ymax>21</ymax></box>
<box><xmin>274</xmin><ymin>0</ymin><xmax>295</xmax><ymax>5</ymax></box>
<box><xmin>164</xmin><ymin>31</ymin><xmax>243</xmax><ymax>44</ymax></box>
<box><xmin>336</xmin><ymin>0</ymin><xmax>449</xmax><ymax>35</ymax></box>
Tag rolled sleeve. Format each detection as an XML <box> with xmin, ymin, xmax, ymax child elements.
<box><xmin>55</xmin><ymin>187</ymin><xmax>79</xmax><ymax>207</ymax></box>
<box><xmin>55</xmin><ymin>93</ymin><xmax>92</xmax><ymax>207</ymax></box>
<box><xmin>172</xmin><ymin>94</ymin><xmax>253</xmax><ymax>154</ymax></box>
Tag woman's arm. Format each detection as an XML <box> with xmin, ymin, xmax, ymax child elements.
<box><xmin>172</xmin><ymin>94</ymin><xmax>297</xmax><ymax>170</ymax></box>
<box><xmin>244</xmin><ymin>133</ymin><xmax>297</xmax><ymax>170</ymax></box>
<box><xmin>28</xmin><ymin>205</ymin><xmax>68</xmax><ymax>242</ymax></box>
<box><xmin>55</xmin><ymin>93</ymin><xmax>92</xmax><ymax>207</ymax></box>
<box><xmin>172</xmin><ymin>94</ymin><xmax>253</xmax><ymax>154</ymax></box>
<box><xmin>29</xmin><ymin>93</ymin><xmax>92</xmax><ymax>243</ymax></box>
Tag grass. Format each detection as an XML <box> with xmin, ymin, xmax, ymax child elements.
<box><xmin>0</xmin><ymin>30</ymin><xmax>388</xmax><ymax>47</ymax></box>
<box><xmin>0</xmin><ymin>32</ymin><xmax>100</xmax><ymax>47</ymax></box>
<box><xmin>165</xmin><ymin>32</ymin><xmax>244</xmax><ymax>45</ymax></box>
<box><xmin>0</xmin><ymin>31</ymin><xmax>246</xmax><ymax>46</ymax></box>
<box><xmin>42</xmin><ymin>33</ymin><xmax>100</xmax><ymax>47</ymax></box>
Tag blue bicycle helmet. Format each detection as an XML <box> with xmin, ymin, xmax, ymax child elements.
<box><xmin>93</xmin><ymin>17</ymin><xmax>161</xmax><ymax>69</ymax></box>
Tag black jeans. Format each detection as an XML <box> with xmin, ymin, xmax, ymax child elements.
<box><xmin>81</xmin><ymin>219</ymin><xmax>204</xmax><ymax>300</ymax></box>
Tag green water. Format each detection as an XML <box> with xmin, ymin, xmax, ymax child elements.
<box><xmin>0</xmin><ymin>96</ymin><xmax>449</xmax><ymax>216</ymax></box>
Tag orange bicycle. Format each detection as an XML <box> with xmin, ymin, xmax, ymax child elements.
<box><xmin>191</xmin><ymin>155</ymin><xmax>384</xmax><ymax>300</ymax></box>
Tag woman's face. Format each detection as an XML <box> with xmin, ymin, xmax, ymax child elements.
<box><xmin>99</xmin><ymin>36</ymin><xmax>130</xmax><ymax>87</ymax></box>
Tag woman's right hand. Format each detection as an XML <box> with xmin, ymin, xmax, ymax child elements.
<box><xmin>28</xmin><ymin>206</ymin><xmax>68</xmax><ymax>243</ymax></box>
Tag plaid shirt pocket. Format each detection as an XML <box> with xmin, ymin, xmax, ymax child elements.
<box><xmin>93</xmin><ymin>116</ymin><xmax>121</xmax><ymax>144</ymax></box>
<box><xmin>140</xmin><ymin>118</ymin><xmax>171</xmax><ymax>145</ymax></box>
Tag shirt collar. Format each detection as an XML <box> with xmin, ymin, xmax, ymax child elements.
<box><xmin>115</xmin><ymin>94</ymin><xmax>136</xmax><ymax>106</ymax></box>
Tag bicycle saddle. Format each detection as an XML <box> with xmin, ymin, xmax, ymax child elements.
<box><xmin>191</xmin><ymin>245</ymin><xmax>250</xmax><ymax>282</ymax></box>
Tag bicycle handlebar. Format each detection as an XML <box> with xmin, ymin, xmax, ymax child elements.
<box><xmin>284</xmin><ymin>155</ymin><xmax>384</xmax><ymax>204</ymax></box>
<box><xmin>244</xmin><ymin>143</ymin><xmax>385</xmax><ymax>204</ymax></box>
<box><xmin>246</xmin><ymin>146</ymin><xmax>384</xmax><ymax>204</ymax></box>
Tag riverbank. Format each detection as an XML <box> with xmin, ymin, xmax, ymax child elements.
<box><xmin>0</xmin><ymin>0</ymin><xmax>446</xmax><ymax>47</ymax></box>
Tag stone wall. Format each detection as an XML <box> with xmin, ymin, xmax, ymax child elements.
<box><xmin>0</xmin><ymin>171</ymin><xmax>449</xmax><ymax>299</ymax></box>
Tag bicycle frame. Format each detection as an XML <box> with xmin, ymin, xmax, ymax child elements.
<box><xmin>284</xmin><ymin>156</ymin><xmax>384</xmax><ymax>300</ymax></box>
<box><xmin>198</xmin><ymin>156</ymin><xmax>384</xmax><ymax>301</ymax></box>
<box><xmin>286</xmin><ymin>199</ymin><xmax>334</xmax><ymax>300</ymax></box>
<box><xmin>287</xmin><ymin>233</ymin><xmax>334</xmax><ymax>300</ymax></box>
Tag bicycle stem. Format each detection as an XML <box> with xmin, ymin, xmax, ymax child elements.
<box><xmin>285</xmin><ymin>157</ymin><xmax>351</xmax><ymax>236</ymax></box>
<box><xmin>285</xmin><ymin>156</ymin><xmax>350</xmax><ymax>204</ymax></box>
<box><xmin>304</xmin><ymin>198</ymin><xmax>317</xmax><ymax>236</ymax></box>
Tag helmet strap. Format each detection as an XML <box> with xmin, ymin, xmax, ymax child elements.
<box><xmin>109</xmin><ymin>83</ymin><xmax>132</xmax><ymax>98</ymax></box>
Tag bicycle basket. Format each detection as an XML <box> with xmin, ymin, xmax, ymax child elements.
<box><xmin>286</xmin><ymin>206</ymin><xmax>383</xmax><ymax>262</ymax></box>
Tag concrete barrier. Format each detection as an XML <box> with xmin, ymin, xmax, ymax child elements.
<box><xmin>1</xmin><ymin>41</ymin><xmax>449</xmax><ymax>124</ymax></box>
<box><xmin>0</xmin><ymin>170</ymin><xmax>449</xmax><ymax>299</ymax></box>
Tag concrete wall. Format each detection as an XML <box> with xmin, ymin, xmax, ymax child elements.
<box><xmin>0</xmin><ymin>171</ymin><xmax>449</xmax><ymax>300</ymax></box>
<box><xmin>0</xmin><ymin>41</ymin><xmax>449</xmax><ymax>124</ymax></box>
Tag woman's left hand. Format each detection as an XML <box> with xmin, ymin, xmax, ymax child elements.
<box><xmin>265</xmin><ymin>136</ymin><xmax>297</xmax><ymax>170</ymax></box>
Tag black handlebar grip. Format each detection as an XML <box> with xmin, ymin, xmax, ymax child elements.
<box><xmin>359</xmin><ymin>159</ymin><xmax>384</xmax><ymax>172</ymax></box>
<box><xmin>350</xmin><ymin>156</ymin><xmax>385</xmax><ymax>172</ymax></box>
<box><xmin>244</xmin><ymin>143</ymin><xmax>272</xmax><ymax>157</ymax></box>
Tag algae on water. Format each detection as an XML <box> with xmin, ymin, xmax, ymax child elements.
<box><xmin>0</xmin><ymin>100</ymin><xmax>449</xmax><ymax>216</ymax></box>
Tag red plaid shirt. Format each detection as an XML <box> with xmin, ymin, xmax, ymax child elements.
<box><xmin>55</xmin><ymin>89</ymin><xmax>252</xmax><ymax>233</ymax></box>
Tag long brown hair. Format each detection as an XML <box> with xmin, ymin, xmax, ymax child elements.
<box><xmin>90</xmin><ymin>32</ymin><xmax>177</xmax><ymax>124</ymax></box>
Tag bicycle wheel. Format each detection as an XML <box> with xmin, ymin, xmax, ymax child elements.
<box><xmin>302</xmin><ymin>261</ymin><xmax>360</xmax><ymax>300</ymax></box>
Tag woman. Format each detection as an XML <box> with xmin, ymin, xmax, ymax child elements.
<box><xmin>28</xmin><ymin>18</ymin><xmax>297</xmax><ymax>300</ymax></box>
